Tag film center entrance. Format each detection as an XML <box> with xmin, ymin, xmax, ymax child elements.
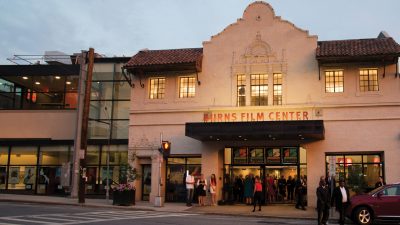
<box><xmin>223</xmin><ymin>146</ymin><xmax>307</xmax><ymax>204</ymax></box>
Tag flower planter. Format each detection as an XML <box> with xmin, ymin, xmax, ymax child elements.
<box><xmin>112</xmin><ymin>189</ymin><xmax>135</xmax><ymax>206</ymax></box>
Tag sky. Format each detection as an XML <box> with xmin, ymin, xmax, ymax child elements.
<box><xmin>0</xmin><ymin>0</ymin><xmax>399</xmax><ymax>64</ymax></box>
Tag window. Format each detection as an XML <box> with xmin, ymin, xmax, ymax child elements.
<box><xmin>149</xmin><ymin>77</ymin><xmax>165</xmax><ymax>99</ymax></box>
<box><xmin>273</xmin><ymin>73</ymin><xmax>282</xmax><ymax>105</ymax></box>
<box><xmin>179</xmin><ymin>77</ymin><xmax>196</xmax><ymax>98</ymax></box>
<box><xmin>237</xmin><ymin>75</ymin><xmax>246</xmax><ymax>106</ymax></box>
<box><xmin>250</xmin><ymin>74</ymin><xmax>268</xmax><ymax>106</ymax></box>
<box><xmin>326</xmin><ymin>153</ymin><xmax>383</xmax><ymax>193</ymax></box>
<box><xmin>325</xmin><ymin>70</ymin><xmax>344</xmax><ymax>93</ymax></box>
<box><xmin>359</xmin><ymin>69</ymin><xmax>378</xmax><ymax>92</ymax></box>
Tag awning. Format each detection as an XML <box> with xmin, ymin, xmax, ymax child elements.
<box><xmin>185</xmin><ymin>120</ymin><xmax>324</xmax><ymax>143</ymax></box>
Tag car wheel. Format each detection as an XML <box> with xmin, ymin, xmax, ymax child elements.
<box><xmin>354</xmin><ymin>206</ymin><xmax>373</xmax><ymax>225</ymax></box>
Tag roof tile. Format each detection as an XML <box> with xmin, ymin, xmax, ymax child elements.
<box><xmin>125</xmin><ymin>48</ymin><xmax>203</xmax><ymax>67</ymax></box>
<box><xmin>316</xmin><ymin>37</ymin><xmax>400</xmax><ymax>58</ymax></box>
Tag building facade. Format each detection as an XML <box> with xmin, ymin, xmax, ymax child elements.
<box><xmin>0</xmin><ymin>56</ymin><xmax>130</xmax><ymax>197</ymax></box>
<box><xmin>124</xmin><ymin>2</ymin><xmax>400</xmax><ymax>207</ymax></box>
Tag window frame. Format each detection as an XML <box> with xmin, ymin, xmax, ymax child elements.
<box><xmin>237</xmin><ymin>74</ymin><xmax>246</xmax><ymax>107</ymax></box>
<box><xmin>359</xmin><ymin>68</ymin><xmax>379</xmax><ymax>92</ymax></box>
<box><xmin>250</xmin><ymin>74</ymin><xmax>268</xmax><ymax>106</ymax></box>
<box><xmin>273</xmin><ymin>73</ymin><xmax>283</xmax><ymax>105</ymax></box>
<box><xmin>149</xmin><ymin>77</ymin><xmax>166</xmax><ymax>99</ymax></box>
<box><xmin>325</xmin><ymin>70</ymin><xmax>344</xmax><ymax>93</ymax></box>
<box><xmin>179</xmin><ymin>76</ymin><xmax>196</xmax><ymax>98</ymax></box>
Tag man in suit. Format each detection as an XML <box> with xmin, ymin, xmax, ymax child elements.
<box><xmin>332</xmin><ymin>178</ymin><xmax>350</xmax><ymax>225</ymax></box>
<box><xmin>317</xmin><ymin>177</ymin><xmax>331</xmax><ymax>225</ymax></box>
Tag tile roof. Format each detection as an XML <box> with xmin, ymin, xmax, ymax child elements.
<box><xmin>124</xmin><ymin>48</ymin><xmax>203</xmax><ymax>67</ymax></box>
<box><xmin>316</xmin><ymin>37</ymin><xmax>400</xmax><ymax>58</ymax></box>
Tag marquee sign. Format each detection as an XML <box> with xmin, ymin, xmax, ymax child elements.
<box><xmin>203</xmin><ymin>110</ymin><xmax>311</xmax><ymax>123</ymax></box>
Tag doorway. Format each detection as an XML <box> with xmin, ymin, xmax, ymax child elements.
<box><xmin>142</xmin><ymin>165</ymin><xmax>151</xmax><ymax>201</ymax></box>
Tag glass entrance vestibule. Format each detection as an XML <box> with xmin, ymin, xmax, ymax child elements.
<box><xmin>223</xmin><ymin>146</ymin><xmax>307</xmax><ymax>204</ymax></box>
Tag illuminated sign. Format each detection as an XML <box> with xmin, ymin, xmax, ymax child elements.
<box><xmin>203</xmin><ymin>110</ymin><xmax>310</xmax><ymax>123</ymax></box>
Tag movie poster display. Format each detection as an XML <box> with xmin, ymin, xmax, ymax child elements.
<box><xmin>233</xmin><ymin>148</ymin><xmax>247</xmax><ymax>164</ymax></box>
<box><xmin>249</xmin><ymin>148</ymin><xmax>264</xmax><ymax>164</ymax></box>
<box><xmin>283</xmin><ymin>147</ymin><xmax>298</xmax><ymax>163</ymax></box>
<box><xmin>266</xmin><ymin>148</ymin><xmax>281</xmax><ymax>164</ymax></box>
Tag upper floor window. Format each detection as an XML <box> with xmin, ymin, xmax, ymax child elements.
<box><xmin>359</xmin><ymin>69</ymin><xmax>378</xmax><ymax>92</ymax></box>
<box><xmin>250</xmin><ymin>74</ymin><xmax>268</xmax><ymax>106</ymax></box>
<box><xmin>237</xmin><ymin>75</ymin><xmax>246</xmax><ymax>107</ymax></box>
<box><xmin>273</xmin><ymin>73</ymin><xmax>282</xmax><ymax>105</ymax></box>
<box><xmin>179</xmin><ymin>76</ymin><xmax>196</xmax><ymax>98</ymax></box>
<box><xmin>325</xmin><ymin>70</ymin><xmax>344</xmax><ymax>93</ymax></box>
<box><xmin>149</xmin><ymin>77</ymin><xmax>165</xmax><ymax>99</ymax></box>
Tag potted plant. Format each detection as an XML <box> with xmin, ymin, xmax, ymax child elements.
<box><xmin>112</xmin><ymin>182</ymin><xmax>136</xmax><ymax>206</ymax></box>
<box><xmin>112</xmin><ymin>152</ymin><xmax>138</xmax><ymax>205</ymax></box>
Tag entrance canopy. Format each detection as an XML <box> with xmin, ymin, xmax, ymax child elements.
<box><xmin>185</xmin><ymin>120</ymin><xmax>324</xmax><ymax>143</ymax></box>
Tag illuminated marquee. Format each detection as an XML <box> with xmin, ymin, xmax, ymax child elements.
<box><xmin>203</xmin><ymin>110</ymin><xmax>310</xmax><ymax>122</ymax></box>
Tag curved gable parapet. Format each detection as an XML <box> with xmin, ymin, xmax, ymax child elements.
<box><xmin>204</xmin><ymin>1</ymin><xmax>316</xmax><ymax>45</ymax></box>
<box><xmin>242</xmin><ymin>1</ymin><xmax>275</xmax><ymax>21</ymax></box>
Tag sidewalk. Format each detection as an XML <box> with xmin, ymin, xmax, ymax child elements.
<box><xmin>0</xmin><ymin>194</ymin><xmax>339</xmax><ymax>221</ymax></box>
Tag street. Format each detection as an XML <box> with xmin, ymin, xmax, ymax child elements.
<box><xmin>0</xmin><ymin>202</ymin><xmax>318</xmax><ymax>225</ymax></box>
<box><xmin>0</xmin><ymin>202</ymin><xmax>399</xmax><ymax>225</ymax></box>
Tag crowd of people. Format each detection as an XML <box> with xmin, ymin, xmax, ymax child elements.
<box><xmin>185</xmin><ymin>170</ymin><xmax>309</xmax><ymax>210</ymax></box>
<box><xmin>185</xmin><ymin>169</ymin><xmax>384</xmax><ymax>225</ymax></box>
<box><xmin>232</xmin><ymin>173</ymin><xmax>307</xmax><ymax>207</ymax></box>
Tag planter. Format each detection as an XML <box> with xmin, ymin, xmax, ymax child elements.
<box><xmin>112</xmin><ymin>189</ymin><xmax>135</xmax><ymax>206</ymax></box>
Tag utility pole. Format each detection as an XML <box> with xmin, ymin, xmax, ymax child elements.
<box><xmin>72</xmin><ymin>48</ymin><xmax>95</xmax><ymax>203</ymax></box>
<box><xmin>71</xmin><ymin>50</ymin><xmax>87</xmax><ymax>198</ymax></box>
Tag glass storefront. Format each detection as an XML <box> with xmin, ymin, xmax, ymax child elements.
<box><xmin>326</xmin><ymin>152</ymin><xmax>383</xmax><ymax>195</ymax></box>
<box><xmin>0</xmin><ymin>144</ymin><xmax>127</xmax><ymax>196</ymax></box>
<box><xmin>166</xmin><ymin>156</ymin><xmax>201</xmax><ymax>202</ymax></box>
<box><xmin>0</xmin><ymin>75</ymin><xmax>79</xmax><ymax>110</ymax></box>
<box><xmin>224</xmin><ymin>146</ymin><xmax>305</xmax><ymax>204</ymax></box>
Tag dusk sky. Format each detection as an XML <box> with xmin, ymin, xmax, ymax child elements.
<box><xmin>0</xmin><ymin>0</ymin><xmax>399</xmax><ymax>64</ymax></box>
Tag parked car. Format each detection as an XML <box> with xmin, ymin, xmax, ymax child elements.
<box><xmin>346</xmin><ymin>183</ymin><xmax>400</xmax><ymax>225</ymax></box>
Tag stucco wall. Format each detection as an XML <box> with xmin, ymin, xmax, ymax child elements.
<box><xmin>0</xmin><ymin>110</ymin><xmax>76</xmax><ymax>140</ymax></box>
<box><xmin>128</xmin><ymin>1</ymin><xmax>400</xmax><ymax>206</ymax></box>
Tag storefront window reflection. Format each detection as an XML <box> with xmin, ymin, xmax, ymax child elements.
<box><xmin>326</xmin><ymin>153</ymin><xmax>383</xmax><ymax>195</ymax></box>
<box><xmin>166</xmin><ymin>157</ymin><xmax>201</xmax><ymax>202</ymax></box>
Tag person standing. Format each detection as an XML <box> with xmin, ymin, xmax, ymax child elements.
<box><xmin>317</xmin><ymin>178</ymin><xmax>331</xmax><ymax>225</ymax></box>
<box><xmin>252</xmin><ymin>176</ymin><xmax>263</xmax><ymax>212</ymax></box>
<box><xmin>185</xmin><ymin>170</ymin><xmax>195</xmax><ymax>206</ymax></box>
<box><xmin>244</xmin><ymin>174</ymin><xmax>254</xmax><ymax>205</ymax></box>
<box><xmin>278</xmin><ymin>175</ymin><xmax>287</xmax><ymax>201</ymax></box>
<box><xmin>209</xmin><ymin>174</ymin><xmax>217</xmax><ymax>206</ymax></box>
<box><xmin>295</xmin><ymin>175</ymin><xmax>306</xmax><ymax>210</ymax></box>
<box><xmin>375</xmin><ymin>176</ymin><xmax>386</xmax><ymax>188</ymax></box>
<box><xmin>287</xmin><ymin>176</ymin><xmax>295</xmax><ymax>202</ymax></box>
<box><xmin>196</xmin><ymin>174</ymin><xmax>207</xmax><ymax>206</ymax></box>
<box><xmin>332</xmin><ymin>178</ymin><xmax>350</xmax><ymax>225</ymax></box>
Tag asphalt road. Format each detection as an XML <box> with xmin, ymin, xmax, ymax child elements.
<box><xmin>0</xmin><ymin>202</ymin><xmax>397</xmax><ymax>225</ymax></box>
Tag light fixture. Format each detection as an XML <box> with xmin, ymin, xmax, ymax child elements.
<box><xmin>35</xmin><ymin>81</ymin><xmax>40</xmax><ymax>85</ymax></box>
<box><xmin>22</xmin><ymin>76</ymin><xmax>28</xmax><ymax>80</ymax></box>
<box><xmin>66</xmin><ymin>81</ymin><xmax>71</xmax><ymax>85</ymax></box>
<box><xmin>55</xmin><ymin>76</ymin><xmax>61</xmax><ymax>79</ymax></box>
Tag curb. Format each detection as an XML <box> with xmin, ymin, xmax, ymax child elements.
<box><xmin>0</xmin><ymin>198</ymin><xmax>339</xmax><ymax>223</ymax></box>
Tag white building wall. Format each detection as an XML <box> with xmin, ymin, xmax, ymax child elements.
<box><xmin>129</xmin><ymin>2</ymin><xmax>400</xmax><ymax>206</ymax></box>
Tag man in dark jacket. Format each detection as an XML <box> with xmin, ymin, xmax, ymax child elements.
<box><xmin>332</xmin><ymin>178</ymin><xmax>350</xmax><ymax>225</ymax></box>
<box><xmin>317</xmin><ymin>178</ymin><xmax>331</xmax><ymax>225</ymax></box>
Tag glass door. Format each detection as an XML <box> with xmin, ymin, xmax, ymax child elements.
<box><xmin>265</xmin><ymin>166</ymin><xmax>297</xmax><ymax>203</ymax></box>
<box><xmin>142</xmin><ymin>165</ymin><xmax>151</xmax><ymax>201</ymax></box>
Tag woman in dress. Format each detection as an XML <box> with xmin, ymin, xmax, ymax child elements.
<box><xmin>252</xmin><ymin>176</ymin><xmax>263</xmax><ymax>212</ymax></box>
<box><xmin>209</xmin><ymin>174</ymin><xmax>217</xmax><ymax>206</ymax></box>
<box><xmin>196</xmin><ymin>174</ymin><xmax>207</xmax><ymax>206</ymax></box>
<box><xmin>244</xmin><ymin>174</ymin><xmax>254</xmax><ymax>205</ymax></box>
